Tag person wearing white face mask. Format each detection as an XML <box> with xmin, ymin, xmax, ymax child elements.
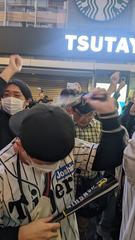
<box><xmin>0</xmin><ymin>55</ymin><xmax>33</xmax><ymax>150</ymax></box>
<box><xmin>1</xmin><ymin>95</ymin><xmax>26</xmax><ymax>115</ymax></box>
<box><xmin>1</xmin><ymin>79</ymin><xmax>32</xmax><ymax>114</ymax></box>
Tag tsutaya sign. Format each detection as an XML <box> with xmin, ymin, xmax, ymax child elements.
<box><xmin>65</xmin><ymin>34</ymin><xmax>135</xmax><ymax>54</ymax></box>
<box><xmin>0</xmin><ymin>27</ymin><xmax>135</xmax><ymax>62</ymax></box>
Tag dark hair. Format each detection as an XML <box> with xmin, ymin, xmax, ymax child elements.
<box><xmin>4</xmin><ymin>79</ymin><xmax>32</xmax><ymax>100</ymax></box>
<box><xmin>60</xmin><ymin>89</ymin><xmax>76</xmax><ymax>97</ymax></box>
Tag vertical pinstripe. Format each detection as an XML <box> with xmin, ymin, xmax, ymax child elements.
<box><xmin>0</xmin><ymin>138</ymin><xmax>99</xmax><ymax>240</ymax></box>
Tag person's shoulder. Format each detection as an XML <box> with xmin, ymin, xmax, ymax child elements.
<box><xmin>0</xmin><ymin>109</ymin><xmax>3</xmax><ymax>118</ymax></box>
<box><xmin>0</xmin><ymin>110</ymin><xmax>10</xmax><ymax>132</ymax></box>
<box><xmin>0</xmin><ymin>109</ymin><xmax>4</xmax><ymax>116</ymax></box>
<box><xmin>0</xmin><ymin>141</ymin><xmax>17</xmax><ymax>170</ymax></box>
<box><xmin>0</xmin><ymin>111</ymin><xmax>11</xmax><ymax>131</ymax></box>
<box><xmin>0</xmin><ymin>109</ymin><xmax>9</xmax><ymax>119</ymax></box>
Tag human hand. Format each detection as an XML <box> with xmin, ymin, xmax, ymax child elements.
<box><xmin>18</xmin><ymin>216</ymin><xmax>60</xmax><ymax>240</ymax></box>
<box><xmin>84</xmin><ymin>88</ymin><xmax>115</xmax><ymax>114</ymax></box>
<box><xmin>110</xmin><ymin>71</ymin><xmax>120</xmax><ymax>84</ymax></box>
<box><xmin>117</xmin><ymin>80</ymin><xmax>126</xmax><ymax>92</ymax></box>
<box><xmin>0</xmin><ymin>55</ymin><xmax>23</xmax><ymax>81</ymax></box>
<box><xmin>107</xmin><ymin>72</ymin><xmax>120</xmax><ymax>96</ymax></box>
<box><xmin>8</xmin><ymin>54</ymin><xmax>23</xmax><ymax>73</ymax></box>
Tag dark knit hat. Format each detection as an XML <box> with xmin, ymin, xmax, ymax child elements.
<box><xmin>9</xmin><ymin>104</ymin><xmax>75</xmax><ymax>162</ymax></box>
<box><xmin>6</xmin><ymin>79</ymin><xmax>32</xmax><ymax>100</ymax></box>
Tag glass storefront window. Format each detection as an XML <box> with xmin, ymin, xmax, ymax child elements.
<box><xmin>0</xmin><ymin>0</ymin><xmax>67</xmax><ymax>27</ymax></box>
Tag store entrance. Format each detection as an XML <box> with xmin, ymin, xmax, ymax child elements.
<box><xmin>16</xmin><ymin>68</ymin><xmax>94</xmax><ymax>101</ymax></box>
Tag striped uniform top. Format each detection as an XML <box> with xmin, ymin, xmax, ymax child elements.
<box><xmin>0</xmin><ymin>138</ymin><xmax>98</xmax><ymax>240</ymax></box>
<box><xmin>120</xmin><ymin>132</ymin><xmax>135</xmax><ymax>240</ymax></box>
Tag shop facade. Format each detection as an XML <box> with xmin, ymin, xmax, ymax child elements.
<box><xmin>0</xmin><ymin>0</ymin><xmax>135</xmax><ymax>108</ymax></box>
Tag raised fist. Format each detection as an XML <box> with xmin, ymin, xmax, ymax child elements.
<box><xmin>110</xmin><ymin>72</ymin><xmax>120</xmax><ymax>85</ymax></box>
<box><xmin>8</xmin><ymin>54</ymin><xmax>23</xmax><ymax>73</ymax></box>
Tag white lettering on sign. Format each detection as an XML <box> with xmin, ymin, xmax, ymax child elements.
<box><xmin>104</xmin><ymin>37</ymin><xmax>117</xmax><ymax>52</ymax></box>
<box><xmin>77</xmin><ymin>36</ymin><xmax>89</xmax><ymax>51</ymax></box>
<box><xmin>65</xmin><ymin>35</ymin><xmax>77</xmax><ymax>50</ymax></box>
<box><xmin>115</xmin><ymin>37</ymin><xmax>129</xmax><ymax>53</ymax></box>
<box><xmin>129</xmin><ymin>38</ymin><xmax>135</xmax><ymax>53</ymax></box>
<box><xmin>91</xmin><ymin>36</ymin><xmax>104</xmax><ymax>52</ymax></box>
<box><xmin>65</xmin><ymin>35</ymin><xmax>135</xmax><ymax>54</ymax></box>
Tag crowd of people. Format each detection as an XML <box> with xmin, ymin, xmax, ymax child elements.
<box><xmin>0</xmin><ymin>55</ymin><xmax>135</xmax><ymax>240</ymax></box>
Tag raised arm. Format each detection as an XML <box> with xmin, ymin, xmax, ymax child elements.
<box><xmin>86</xmin><ymin>88</ymin><xmax>125</xmax><ymax>170</ymax></box>
<box><xmin>0</xmin><ymin>55</ymin><xmax>23</xmax><ymax>97</ymax></box>
<box><xmin>73</xmin><ymin>89</ymin><xmax>125</xmax><ymax>172</ymax></box>
<box><xmin>0</xmin><ymin>55</ymin><xmax>23</xmax><ymax>82</ymax></box>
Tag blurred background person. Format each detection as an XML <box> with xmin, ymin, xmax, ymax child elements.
<box><xmin>37</xmin><ymin>88</ymin><xmax>52</xmax><ymax>103</ymax></box>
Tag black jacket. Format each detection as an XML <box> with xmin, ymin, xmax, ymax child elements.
<box><xmin>0</xmin><ymin>77</ymin><xmax>15</xmax><ymax>150</ymax></box>
<box><xmin>0</xmin><ymin>109</ymin><xmax>15</xmax><ymax>150</ymax></box>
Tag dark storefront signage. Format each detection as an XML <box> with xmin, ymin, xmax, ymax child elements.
<box><xmin>0</xmin><ymin>27</ymin><xmax>135</xmax><ymax>63</ymax></box>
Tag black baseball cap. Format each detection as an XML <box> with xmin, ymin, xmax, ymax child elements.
<box><xmin>9</xmin><ymin>104</ymin><xmax>75</xmax><ymax>162</ymax></box>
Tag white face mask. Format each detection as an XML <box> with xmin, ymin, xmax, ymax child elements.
<box><xmin>1</xmin><ymin>97</ymin><xmax>25</xmax><ymax>115</ymax></box>
<box><xmin>28</xmin><ymin>159</ymin><xmax>60</xmax><ymax>173</ymax></box>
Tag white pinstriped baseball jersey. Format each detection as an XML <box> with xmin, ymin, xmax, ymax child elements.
<box><xmin>0</xmin><ymin>138</ymin><xmax>98</xmax><ymax>240</ymax></box>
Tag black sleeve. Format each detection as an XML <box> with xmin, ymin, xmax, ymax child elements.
<box><xmin>92</xmin><ymin>115</ymin><xmax>125</xmax><ymax>171</ymax></box>
<box><xmin>0</xmin><ymin>227</ymin><xmax>19</xmax><ymax>240</ymax></box>
<box><xmin>0</xmin><ymin>77</ymin><xmax>7</xmax><ymax>98</ymax></box>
